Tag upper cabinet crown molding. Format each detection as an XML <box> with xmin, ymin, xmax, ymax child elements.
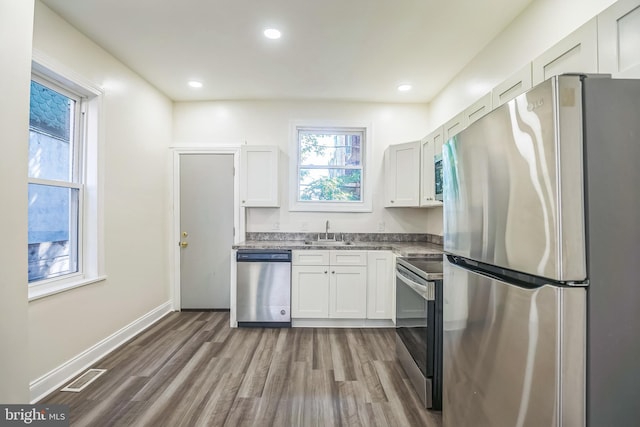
<box><xmin>443</xmin><ymin>112</ymin><xmax>468</xmax><ymax>142</ymax></box>
<box><xmin>532</xmin><ymin>17</ymin><xmax>598</xmax><ymax>85</ymax></box>
<box><xmin>492</xmin><ymin>63</ymin><xmax>532</xmax><ymax>108</ymax></box>
<box><xmin>240</xmin><ymin>145</ymin><xmax>279</xmax><ymax>207</ymax></box>
<box><xmin>598</xmin><ymin>0</ymin><xmax>640</xmax><ymax>78</ymax></box>
<box><xmin>464</xmin><ymin>92</ymin><xmax>492</xmax><ymax>126</ymax></box>
<box><xmin>429</xmin><ymin>0</ymin><xmax>639</xmax><ymax>173</ymax></box>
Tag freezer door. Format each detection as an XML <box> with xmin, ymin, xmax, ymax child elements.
<box><xmin>443</xmin><ymin>75</ymin><xmax>586</xmax><ymax>281</ymax></box>
<box><xmin>443</xmin><ymin>258</ymin><xmax>585</xmax><ymax>427</ymax></box>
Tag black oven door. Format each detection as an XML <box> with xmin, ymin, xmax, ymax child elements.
<box><xmin>395</xmin><ymin>263</ymin><xmax>442</xmax><ymax>410</ymax></box>
<box><xmin>396</xmin><ymin>265</ymin><xmax>434</xmax><ymax>378</ymax></box>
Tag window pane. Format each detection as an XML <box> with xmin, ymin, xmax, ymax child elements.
<box><xmin>28</xmin><ymin>184</ymin><xmax>79</xmax><ymax>282</ymax></box>
<box><xmin>299</xmin><ymin>132</ymin><xmax>361</xmax><ymax>167</ymax></box>
<box><xmin>299</xmin><ymin>168</ymin><xmax>362</xmax><ymax>201</ymax></box>
<box><xmin>29</xmin><ymin>81</ymin><xmax>75</xmax><ymax>181</ymax></box>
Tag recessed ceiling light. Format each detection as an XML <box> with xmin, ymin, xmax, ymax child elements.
<box><xmin>398</xmin><ymin>84</ymin><xmax>412</xmax><ymax>92</ymax></box>
<box><xmin>188</xmin><ymin>81</ymin><xmax>203</xmax><ymax>88</ymax></box>
<box><xmin>264</xmin><ymin>28</ymin><xmax>282</xmax><ymax>39</ymax></box>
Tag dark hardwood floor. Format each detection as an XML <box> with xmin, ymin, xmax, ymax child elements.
<box><xmin>40</xmin><ymin>311</ymin><xmax>442</xmax><ymax>427</ymax></box>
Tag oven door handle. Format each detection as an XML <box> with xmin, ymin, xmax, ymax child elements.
<box><xmin>396</xmin><ymin>270</ymin><xmax>435</xmax><ymax>301</ymax></box>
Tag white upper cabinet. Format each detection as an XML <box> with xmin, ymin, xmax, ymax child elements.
<box><xmin>465</xmin><ymin>92</ymin><xmax>492</xmax><ymax>125</ymax></box>
<box><xmin>532</xmin><ymin>18</ymin><xmax>598</xmax><ymax>85</ymax></box>
<box><xmin>384</xmin><ymin>141</ymin><xmax>421</xmax><ymax>207</ymax></box>
<box><xmin>492</xmin><ymin>63</ymin><xmax>533</xmax><ymax>107</ymax></box>
<box><xmin>442</xmin><ymin>112</ymin><xmax>468</xmax><ymax>142</ymax></box>
<box><xmin>420</xmin><ymin>127</ymin><xmax>444</xmax><ymax>207</ymax></box>
<box><xmin>598</xmin><ymin>0</ymin><xmax>640</xmax><ymax>78</ymax></box>
<box><xmin>240</xmin><ymin>145</ymin><xmax>279</xmax><ymax>207</ymax></box>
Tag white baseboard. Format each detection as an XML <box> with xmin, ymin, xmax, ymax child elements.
<box><xmin>29</xmin><ymin>301</ymin><xmax>173</xmax><ymax>403</ymax></box>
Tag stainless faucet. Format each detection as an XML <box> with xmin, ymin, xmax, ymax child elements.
<box><xmin>325</xmin><ymin>220</ymin><xmax>330</xmax><ymax>240</ymax></box>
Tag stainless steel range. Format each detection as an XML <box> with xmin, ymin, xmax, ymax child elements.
<box><xmin>395</xmin><ymin>257</ymin><xmax>443</xmax><ymax>410</ymax></box>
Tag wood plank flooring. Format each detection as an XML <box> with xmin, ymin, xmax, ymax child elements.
<box><xmin>40</xmin><ymin>311</ymin><xmax>442</xmax><ymax>427</ymax></box>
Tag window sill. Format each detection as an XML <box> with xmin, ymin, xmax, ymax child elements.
<box><xmin>28</xmin><ymin>275</ymin><xmax>107</xmax><ymax>302</ymax></box>
<box><xmin>289</xmin><ymin>200</ymin><xmax>372</xmax><ymax>213</ymax></box>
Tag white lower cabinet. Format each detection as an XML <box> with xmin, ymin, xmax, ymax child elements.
<box><xmin>291</xmin><ymin>265</ymin><xmax>330</xmax><ymax>318</ymax></box>
<box><xmin>292</xmin><ymin>250</ymin><xmax>393</xmax><ymax>321</ymax></box>
<box><xmin>329</xmin><ymin>266</ymin><xmax>367</xmax><ymax>318</ymax></box>
<box><xmin>366</xmin><ymin>251</ymin><xmax>394</xmax><ymax>319</ymax></box>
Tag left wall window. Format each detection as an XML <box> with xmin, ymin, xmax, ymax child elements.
<box><xmin>28</xmin><ymin>78</ymin><xmax>82</xmax><ymax>283</ymax></box>
<box><xmin>28</xmin><ymin>60</ymin><xmax>105</xmax><ymax>300</ymax></box>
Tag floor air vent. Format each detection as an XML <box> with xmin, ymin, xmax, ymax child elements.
<box><xmin>61</xmin><ymin>368</ymin><xmax>107</xmax><ymax>392</ymax></box>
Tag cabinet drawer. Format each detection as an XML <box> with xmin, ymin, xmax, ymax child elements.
<box><xmin>293</xmin><ymin>250</ymin><xmax>330</xmax><ymax>265</ymax></box>
<box><xmin>330</xmin><ymin>250</ymin><xmax>367</xmax><ymax>266</ymax></box>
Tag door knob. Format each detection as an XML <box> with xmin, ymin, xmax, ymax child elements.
<box><xmin>180</xmin><ymin>241</ymin><xmax>188</xmax><ymax>248</ymax></box>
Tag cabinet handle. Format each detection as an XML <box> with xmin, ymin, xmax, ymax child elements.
<box><xmin>390</xmin><ymin>200</ymin><xmax>394</xmax><ymax>203</ymax></box>
<box><xmin>324</xmin><ymin>270</ymin><xmax>328</xmax><ymax>274</ymax></box>
<box><xmin>332</xmin><ymin>271</ymin><xmax>335</xmax><ymax>274</ymax></box>
<box><xmin>242</xmin><ymin>200</ymin><xmax>246</xmax><ymax>204</ymax></box>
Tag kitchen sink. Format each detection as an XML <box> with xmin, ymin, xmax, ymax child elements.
<box><xmin>304</xmin><ymin>240</ymin><xmax>353</xmax><ymax>246</ymax></box>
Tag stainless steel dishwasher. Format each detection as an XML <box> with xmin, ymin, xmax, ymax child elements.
<box><xmin>236</xmin><ymin>249</ymin><xmax>291</xmax><ymax>327</ymax></box>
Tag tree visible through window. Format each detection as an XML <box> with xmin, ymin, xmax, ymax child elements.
<box><xmin>297</xmin><ymin>128</ymin><xmax>364</xmax><ymax>202</ymax></box>
<box><xmin>28</xmin><ymin>79</ymin><xmax>82</xmax><ymax>283</ymax></box>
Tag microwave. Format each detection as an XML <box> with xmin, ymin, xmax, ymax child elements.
<box><xmin>434</xmin><ymin>154</ymin><xmax>443</xmax><ymax>201</ymax></box>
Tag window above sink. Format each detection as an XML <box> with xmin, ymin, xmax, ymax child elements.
<box><xmin>289</xmin><ymin>121</ymin><xmax>372</xmax><ymax>213</ymax></box>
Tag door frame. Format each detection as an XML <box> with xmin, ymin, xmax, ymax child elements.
<box><xmin>170</xmin><ymin>146</ymin><xmax>243</xmax><ymax>312</ymax></box>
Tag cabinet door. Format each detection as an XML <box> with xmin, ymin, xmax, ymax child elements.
<box><xmin>598</xmin><ymin>0</ymin><xmax>640</xmax><ymax>78</ymax></box>
<box><xmin>240</xmin><ymin>145</ymin><xmax>279</xmax><ymax>207</ymax></box>
<box><xmin>366</xmin><ymin>251</ymin><xmax>393</xmax><ymax>319</ymax></box>
<box><xmin>384</xmin><ymin>141</ymin><xmax>420</xmax><ymax>207</ymax></box>
<box><xmin>465</xmin><ymin>92</ymin><xmax>492</xmax><ymax>125</ymax></box>
<box><xmin>329</xmin><ymin>266</ymin><xmax>367</xmax><ymax>318</ymax></box>
<box><xmin>532</xmin><ymin>18</ymin><xmax>598</xmax><ymax>85</ymax></box>
<box><xmin>492</xmin><ymin>63</ymin><xmax>532</xmax><ymax>107</ymax></box>
<box><xmin>443</xmin><ymin>112</ymin><xmax>468</xmax><ymax>142</ymax></box>
<box><xmin>420</xmin><ymin>128</ymin><xmax>444</xmax><ymax>207</ymax></box>
<box><xmin>291</xmin><ymin>265</ymin><xmax>329</xmax><ymax>318</ymax></box>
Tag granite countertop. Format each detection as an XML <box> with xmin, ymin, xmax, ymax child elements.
<box><xmin>233</xmin><ymin>233</ymin><xmax>443</xmax><ymax>258</ymax></box>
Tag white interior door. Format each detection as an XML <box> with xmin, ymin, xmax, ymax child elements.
<box><xmin>179</xmin><ymin>153</ymin><xmax>234</xmax><ymax>309</ymax></box>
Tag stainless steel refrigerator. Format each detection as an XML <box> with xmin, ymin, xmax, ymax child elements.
<box><xmin>442</xmin><ymin>74</ymin><xmax>640</xmax><ymax>427</ymax></box>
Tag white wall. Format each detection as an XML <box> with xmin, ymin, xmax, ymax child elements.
<box><xmin>0</xmin><ymin>0</ymin><xmax>34</xmax><ymax>403</ymax></box>
<box><xmin>173</xmin><ymin>100</ymin><xmax>436</xmax><ymax>234</ymax></box>
<box><xmin>28</xmin><ymin>1</ymin><xmax>172</xmax><ymax>383</ymax></box>
<box><xmin>429</xmin><ymin>0</ymin><xmax>616</xmax><ymax>127</ymax></box>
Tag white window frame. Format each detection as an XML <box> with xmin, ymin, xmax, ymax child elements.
<box><xmin>28</xmin><ymin>53</ymin><xmax>106</xmax><ymax>301</ymax></box>
<box><xmin>289</xmin><ymin>120</ymin><xmax>373</xmax><ymax>212</ymax></box>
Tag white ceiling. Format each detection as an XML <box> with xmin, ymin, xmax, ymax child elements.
<box><xmin>40</xmin><ymin>0</ymin><xmax>535</xmax><ymax>103</ymax></box>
